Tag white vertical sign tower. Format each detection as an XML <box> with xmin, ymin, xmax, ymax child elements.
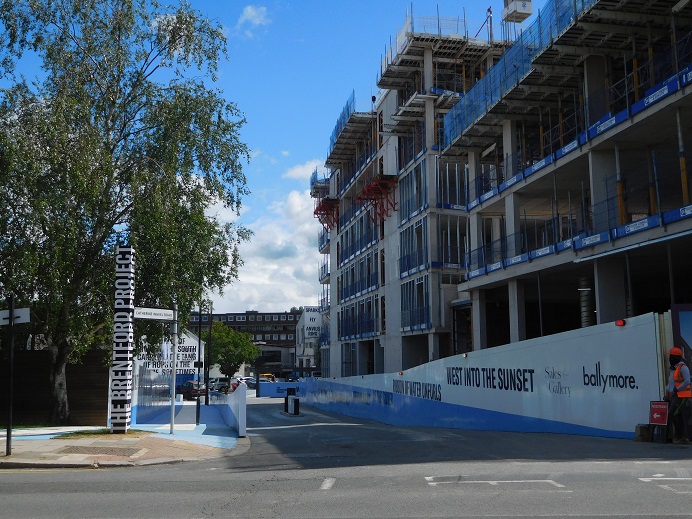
<box><xmin>111</xmin><ymin>245</ymin><xmax>135</xmax><ymax>433</ymax></box>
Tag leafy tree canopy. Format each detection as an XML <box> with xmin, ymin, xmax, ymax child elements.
<box><xmin>0</xmin><ymin>0</ymin><xmax>252</xmax><ymax>422</ymax></box>
<box><xmin>204</xmin><ymin>322</ymin><xmax>261</xmax><ymax>378</ymax></box>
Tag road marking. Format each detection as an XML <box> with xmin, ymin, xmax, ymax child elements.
<box><xmin>640</xmin><ymin>477</ymin><xmax>692</xmax><ymax>494</ymax></box>
<box><xmin>247</xmin><ymin>423</ymin><xmax>363</xmax><ymax>431</ymax></box>
<box><xmin>424</xmin><ymin>476</ymin><xmax>565</xmax><ymax>488</ymax></box>
<box><xmin>320</xmin><ymin>478</ymin><xmax>336</xmax><ymax>490</ymax></box>
<box><xmin>639</xmin><ymin>477</ymin><xmax>692</xmax><ymax>482</ymax></box>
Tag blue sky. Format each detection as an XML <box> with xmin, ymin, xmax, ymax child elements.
<box><xmin>199</xmin><ymin>0</ymin><xmax>546</xmax><ymax>313</ymax></box>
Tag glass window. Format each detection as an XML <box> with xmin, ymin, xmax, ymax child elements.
<box><xmin>288</xmin><ymin>334</ymin><xmax>294</xmax><ymax>340</ymax></box>
<box><xmin>221</xmin><ymin>316</ymin><xmax>227</xmax><ymax>321</ymax></box>
<box><xmin>280</xmin><ymin>334</ymin><xmax>286</xmax><ymax>340</ymax></box>
<box><xmin>273</xmin><ymin>334</ymin><xmax>278</xmax><ymax>340</ymax></box>
<box><xmin>281</xmin><ymin>315</ymin><xmax>286</xmax><ymax>321</ymax></box>
<box><xmin>202</xmin><ymin>316</ymin><xmax>208</xmax><ymax>322</ymax></box>
<box><xmin>249</xmin><ymin>315</ymin><xmax>255</xmax><ymax>321</ymax></box>
<box><xmin>237</xmin><ymin>316</ymin><xmax>246</xmax><ymax>322</ymax></box>
<box><xmin>227</xmin><ymin>316</ymin><xmax>234</xmax><ymax>321</ymax></box>
<box><xmin>191</xmin><ymin>316</ymin><xmax>199</xmax><ymax>322</ymax></box>
<box><xmin>273</xmin><ymin>315</ymin><xmax>279</xmax><ymax>321</ymax></box>
<box><xmin>288</xmin><ymin>315</ymin><xmax>294</xmax><ymax>320</ymax></box>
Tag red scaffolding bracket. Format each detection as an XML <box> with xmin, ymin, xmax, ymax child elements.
<box><xmin>355</xmin><ymin>176</ymin><xmax>398</xmax><ymax>223</ymax></box>
<box><xmin>314</xmin><ymin>197</ymin><xmax>339</xmax><ymax>231</ymax></box>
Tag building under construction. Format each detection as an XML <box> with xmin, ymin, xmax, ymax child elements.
<box><xmin>312</xmin><ymin>0</ymin><xmax>692</xmax><ymax>377</ymax></box>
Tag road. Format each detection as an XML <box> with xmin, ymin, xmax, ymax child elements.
<box><xmin>2</xmin><ymin>397</ymin><xmax>692</xmax><ymax>518</ymax></box>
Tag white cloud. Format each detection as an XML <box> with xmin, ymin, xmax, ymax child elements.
<box><xmin>209</xmin><ymin>189</ymin><xmax>323</xmax><ymax>313</ymax></box>
<box><xmin>234</xmin><ymin>6</ymin><xmax>270</xmax><ymax>38</ymax></box>
<box><xmin>283</xmin><ymin>158</ymin><xmax>326</xmax><ymax>180</ymax></box>
<box><xmin>280</xmin><ymin>150</ymin><xmax>290</xmax><ymax>157</ymax></box>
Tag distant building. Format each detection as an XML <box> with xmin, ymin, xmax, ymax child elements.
<box><xmin>187</xmin><ymin>308</ymin><xmax>303</xmax><ymax>378</ymax></box>
<box><xmin>295</xmin><ymin>306</ymin><xmax>322</xmax><ymax>372</ymax></box>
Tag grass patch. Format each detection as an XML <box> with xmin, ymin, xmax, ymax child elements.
<box><xmin>57</xmin><ymin>429</ymin><xmax>154</xmax><ymax>439</ymax></box>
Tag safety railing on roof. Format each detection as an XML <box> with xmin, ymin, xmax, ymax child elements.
<box><xmin>329</xmin><ymin>90</ymin><xmax>356</xmax><ymax>157</ymax></box>
<box><xmin>381</xmin><ymin>13</ymin><xmax>471</xmax><ymax>80</ymax></box>
<box><xmin>443</xmin><ymin>0</ymin><xmax>599</xmax><ymax>149</ymax></box>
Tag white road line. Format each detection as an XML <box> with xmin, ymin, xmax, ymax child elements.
<box><xmin>425</xmin><ymin>477</ymin><xmax>565</xmax><ymax>488</ymax></box>
<box><xmin>320</xmin><ymin>477</ymin><xmax>336</xmax><ymax>490</ymax></box>
<box><xmin>639</xmin><ymin>477</ymin><xmax>692</xmax><ymax>482</ymax></box>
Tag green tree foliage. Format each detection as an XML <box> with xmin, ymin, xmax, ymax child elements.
<box><xmin>204</xmin><ymin>322</ymin><xmax>260</xmax><ymax>378</ymax></box>
<box><xmin>0</xmin><ymin>0</ymin><xmax>251</xmax><ymax>422</ymax></box>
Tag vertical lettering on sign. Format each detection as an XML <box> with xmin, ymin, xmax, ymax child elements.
<box><xmin>111</xmin><ymin>245</ymin><xmax>135</xmax><ymax>433</ymax></box>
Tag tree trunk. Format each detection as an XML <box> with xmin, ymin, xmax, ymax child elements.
<box><xmin>48</xmin><ymin>338</ymin><xmax>70</xmax><ymax>424</ymax></box>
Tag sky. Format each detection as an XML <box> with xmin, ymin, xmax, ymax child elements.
<box><xmin>194</xmin><ymin>0</ymin><xmax>547</xmax><ymax>314</ymax></box>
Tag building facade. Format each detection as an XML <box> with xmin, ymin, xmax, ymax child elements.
<box><xmin>188</xmin><ymin>309</ymin><xmax>302</xmax><ymax>377</ymax></box>
<box><xmin>295</xmin><ymin>306</ymin><xmax>322</xmax><ymax>372</ymax></box>
<box><xmin>312</xmin><ymin>0</ymin><xmax>692</xmax><ymax>377</ymax></box>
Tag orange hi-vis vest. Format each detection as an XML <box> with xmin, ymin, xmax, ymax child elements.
<box><xmin>674</xmin><ymin>364</ymin><xmax>692</xmax><ymax>398</ymax></box>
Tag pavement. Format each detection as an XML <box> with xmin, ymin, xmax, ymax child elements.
<box><xmin>0</xmin><ymin>400</ymin><xmax>251</xmax><ymax>469</ymax></box>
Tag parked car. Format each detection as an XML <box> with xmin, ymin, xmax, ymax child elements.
<box><xmin>176</xmin><ymin>381</ymin><xmax>206</xmax><ymax>400</ymax></box>
<box><xmin>245</xmin><ymin>377</ymin><xmax>272</xmax><ymax>389</ymax></box>
<box><xmin>209</xmin><ymin>377</ymin><xmax>229</xmax><ymax>392</ymax></box>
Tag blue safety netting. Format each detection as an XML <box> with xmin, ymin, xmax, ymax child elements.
<box><xmin>443</xmin><ymin>0</ymin><xmax>599</xmax><ymax>149</ymax></box>
<box><xmin>329</xmin><ymin>90</ymin><xmax>356</xmax><ymax>157</ymax></box>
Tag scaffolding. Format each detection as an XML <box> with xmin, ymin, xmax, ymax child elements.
<box><xmin>314</xmin><ymin>197</ymin><xmax>339</xmax><ymax>232</ymax></box>
<box><xmin>311</xmin><ymin>168</ymin><xmax>339</xmax><ymax>232</ymax></box>
<box><xmin>444</xmin><ymin>0</ymin><xmax>598</xmax><ymax>148</ymax></box>
<box><xmin>355</xmin><ymin>176</ymin><xmax>398</xmax><ymax>223</ymax></box>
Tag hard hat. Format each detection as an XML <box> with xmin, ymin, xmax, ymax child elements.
<box><xmin>670</xmin><ymin>347</ymin><xmax>683</xmax><ymax>356</ymax></box>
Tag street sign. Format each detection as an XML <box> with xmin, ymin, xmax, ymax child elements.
<box><xmin>649</xmin><ymin>401</ymin><xmax>669</xmax><ymax>425</ymax></box>
<box><xmin>0</xmin><ymin>307</ymin><xmax>30</xmax><ymax>326</ymax></box>
<box><xmin>134</xmin><ymin>307</ymin><xmax>175</xmax><ymax>321</ymax></box>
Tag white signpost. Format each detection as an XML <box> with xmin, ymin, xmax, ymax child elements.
<box><xmin>1</xmin><ymin>297</ymin><xmax>30</xmax><ymax>455</ymax></box>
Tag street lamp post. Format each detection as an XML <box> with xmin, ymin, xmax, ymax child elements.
<box><xmin>196</xmin><ymin>302</ymin><xmax>202</xmax><ymax>425</ymax></box>
<box><xmin>204</xmin><ymin>302</ymin><xmax>212</xmax><ymax>405</ymax></box>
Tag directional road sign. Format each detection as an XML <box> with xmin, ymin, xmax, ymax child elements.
<box><xmin>134</xmin><ymin>307</ymin><xmax>175</xmax><ymax>321</ymax></box>
<box><xmin>0</xmin><ymin>307</ymin><xmax>30</xmax><ymax>326</ymax></box>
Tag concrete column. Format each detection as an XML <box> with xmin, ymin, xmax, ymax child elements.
<box><xmin>594</xmin><ymin>257</ymin><xmax>627</xmax><ymax>324</ymax></box>
<box><xmin>471</xmin><ymin>289</ymin><xmax>487</xmax><ymax>350</ymax></box>
<box><xmin>469</xmin><ymin>212</ymin><xmax>483</xmax><ymax>255</ymax></box>
<box><xmin>588</xmin><ymin>149</ymin><xmax>616</xmax><ymax>232</ymax></box>
<box><xmin>428</xmin><ymin>333</ymin><xmax>440</xmax><ymax>362</ymax></box>
<box><xmin>491</xmin><ymin>217</ymin><xmax>501</xmax><ymax>244</ymax></box>
<box><xmin>468</xmin><ymin>150</ymin><xmax>481</xmax><ymax>200</ymax></box>
<box><xmin>423</xmin><ymin>47</ymin><xmax>433</xmax><ymax>93</ymax></box>
<box><xmin>424</xmin><ymin>47</ymin><xmax>436</xmax><ymax>151</ymax></box>
<box><xmin>503</xmin><ymin>120</ymin><xmax>518</xmax><ymax>177</ymax></box>
<box><xmin>508</xmin><ymin>279</ymin><xmax>526</xmax><ymax>343</ymax></box>
<box><xmin>583</xmin><ymin>55</ymin><xmax>608</xmax><ymax>124</ymax></box>
<box><xmin>505</xmin><ymin>192</ymin><xmax>521</xmax><ymax>255</ymax></box>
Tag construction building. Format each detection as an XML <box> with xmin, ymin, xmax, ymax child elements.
<box><xmin>312</xmin><ymin>0</ymin><xmax>692</xmax><ymax>377</ymax></box>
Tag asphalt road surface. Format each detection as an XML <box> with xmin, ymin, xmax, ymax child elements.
<box><xmin>2</xmin><ymin>398</ymin><xmax>692</xmax><ymax>518</ymax></box>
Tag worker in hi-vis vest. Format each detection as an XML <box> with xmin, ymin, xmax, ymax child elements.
<box><xmin>665</xmin><ymin>346</ymin><xmax>692</xmax><ymax>444</ymax></box>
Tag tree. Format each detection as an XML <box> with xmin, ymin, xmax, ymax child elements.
<box><xmin>204</xmin><ymin>322</ymin><xmax>261</xmax><ymax>378</ymax></box>
<box><xmin>0</xmin><ymin>0</ymin><xmax>251</xmax><ymax>422</ymax></box>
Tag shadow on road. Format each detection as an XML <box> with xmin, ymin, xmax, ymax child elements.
<box><xmin>224</xmin><ymin>397</ymin><xmax>688</xmax><ymax>472</ymax></box>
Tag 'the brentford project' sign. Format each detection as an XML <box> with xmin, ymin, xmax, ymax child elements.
<box><xmin>111</xmin><ymin>245</ymin><xmax>135</xmax><ymax>433</ymax></box>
